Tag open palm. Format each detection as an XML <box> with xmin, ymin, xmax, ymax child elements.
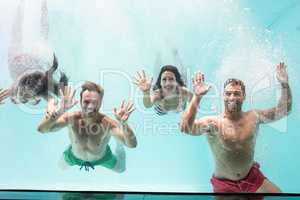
<box><xmin>58</xmin><ymin>86</ymin><xmax>78</xmax><ymax>112</ymax></box>
<box><xmin>276</xmin><ymin>62</ymin><xmax>288</xmax><ymax>84</ymax></box>
<box><xmin>133</xmin><ymin>70</ymin><xmax>153</xmax><ymax>92</ymax></box>
<box><xmin>113</xmin><ymin>100</ymin><xmax>135</xmax><ymax>122</ymax></box>
<box><xmin>192</xmin><ymin>72</ymin><xmax>210</xmax><ymax>96</ymax></box>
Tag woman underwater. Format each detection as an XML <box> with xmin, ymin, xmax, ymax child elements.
<box><xmin>134</xmin><ymin>65</ymin><xmax>193</xmax><ymax>115</ymax></box>
<box><xmin>8</xmin><ymin>0</ymin><xmax>67</xmax><ymax>105</ymax></box>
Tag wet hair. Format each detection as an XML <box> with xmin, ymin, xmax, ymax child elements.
<box><xmin>153</xmin><ymin>65</ymin><xmax>185</xmax><ymax>91</ymax></box>
<box><xmin>80</xmin><ymin>81</ymin><xmax>104</xmax><ymax>102</ymax></box>
<box><xmin>224</xmin><ymin>78</ymin><xmax>246</xmax><ymax>96</ymax></box>
<box><xmin>50</xmin><ymin>72</ymin><xmax>69</xmax><ymax>97</ymax></box>
<box><xmin>45</xmin><ymin>53</ymin><xmax>69</xmax><ymax>97</ymax></box>
<box><xmin>16</xmin><ymin>73</ymin><xmax>68</xmax><ymax>104</ymax></box>
<box><xmin>18</xmin><ymin>72</ymin><xmax>47</xmax><ymax>99</ymax></box>
<box><xmin>11</xmin><ymin>53</ymin><xmax>69</xmax><ymax>104</ymax></box>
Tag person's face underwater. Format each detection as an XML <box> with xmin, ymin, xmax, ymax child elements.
<box><xmin>17</xmin><ymin>72</ymin><xmax>45</xmax><ymax>105</ymax></box>
<box><xmin>223</xmin><ymin>83</ymin><xmax>245</xmax><ymax>113</ymax></box>
<box><xmin>160</xmin><ymin>71</ymin><xmax>178</xmax><ymax>94</ymax></box>
<box><xmin>80</xmin><ymin>90</ymin><xmax>102</xmax><ymax>117</ymax></box>
<box><xmin>18</xmin><ymin>86</ymin><xmax>41</xmax><ymax>105</ymax></box>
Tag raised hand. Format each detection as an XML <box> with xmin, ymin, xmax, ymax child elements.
<box><xmin>45</xmin><ymin>98</ymin><xmax>60</xmax><ymax>119</ymax></box>
<box><xmin>45</xmin><ymin>86</ymin><xmax>77</xmax><ymax>120</ymax></box>
<box><xmin>113</xmin><ymin>100</ymin><xmax>135</xmax><ymax>123</ymax></box>
<box><xmin>0</xmin><ymin>88</ymin><xmax>10</xmax><ymax>105</ymax></box>
<box><xmin>133</xmin><ymin>70</ymin><xmax>153</xmax><ymax>92</ymax></box>
<box><xmin>58</xmin><ymin>86</ymin><xmax>78</xmax><ymax>113</ymax></box>
<box><xmin>276</xmin><ymin>62</ymin><xmax>288</xmax><ymax>84</ymax></box>
<box><xmin>192</xmin><ymin>72</ymin><xmax>211</xmax><ymax>97</ymax></box>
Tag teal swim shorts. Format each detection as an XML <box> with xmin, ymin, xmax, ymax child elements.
<box><xmin>63</xmin><ymin>145</ymin><xmax>117</xmax><ymax>171</ymax></box>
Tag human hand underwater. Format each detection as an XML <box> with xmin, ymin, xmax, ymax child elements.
<box><xmin>46</xmin><ymin>98</ymin><xmax>60</xmax><ymax>119</ymax></box>
<box><xmin>58</xmin><ymin>86</ymin><xmax>78</xmax><ymax>113</ymax></box>
<box><xmin>133</xmin><ymin>70</ymin><xmax>153</xmax><ymax>92</ymax></box>
<box><xmin>276</xmin><ymin>62</ymin><xmax>289</xmax><ymax>84</ymax></box>
<box><xmin>0</xmin><ymin>88</ymin><xmax>10</xmax><ymax>105</ymax></box>
<box><xmin>46</xmin><ymin>86</ymin><xmax>77</xmax><ymax>119</ymax></box>
<box><xmin>192</xmin><ymin>72</ymin><xmax>211</xmax><ymax>97</ymax></box>
<box><xmin>113</xmin><ymin>100</ymin><xmax>135</xmax><ymax>123</ymax></box>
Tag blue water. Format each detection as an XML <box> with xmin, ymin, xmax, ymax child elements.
<box><xmin>0</xmin><ymin>0</ymin><xmax>299</xmax><ymax>194</ymax></box>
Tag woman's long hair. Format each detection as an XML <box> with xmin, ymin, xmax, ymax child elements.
<box><xmin>153</xmin><ymin>65</ymin><xmax>185</xmax><ymax>91</ymax></box>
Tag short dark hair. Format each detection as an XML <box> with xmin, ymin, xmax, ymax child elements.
<box><xmin>153</xmin><ymin>65</ymin><xmax>185</xmax><ymax>90</ymax></box>
<box><xmin>224</xmin><ymin>78</ymin><xmax>245</xmax><ymax>95</ymax></box>
<box><xmin>80</xmin><ymin>81</ymin><xmax>104</xmax><ymax>101</ymax></box>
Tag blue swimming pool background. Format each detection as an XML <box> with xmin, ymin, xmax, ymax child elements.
<box><xmin>0</xmin><ymin>0</ymin><xmax>299</xmax><ymax>193</ymax></box>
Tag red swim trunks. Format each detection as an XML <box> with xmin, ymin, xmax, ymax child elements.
<box><xmin>211</xmin><ymin>163</ymin><xmax>266</xmax><ymax>193</ymax></box>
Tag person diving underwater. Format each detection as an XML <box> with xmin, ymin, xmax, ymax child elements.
<box><xmin>8</xmin><ymin>0</ymin><xmax>68</xmax><ymax>105</ymax></box>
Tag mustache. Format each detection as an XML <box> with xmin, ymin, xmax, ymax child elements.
<box><xmin>225</xmin><ymin>100</ymin><xmax>242</xmax><ymax>103</ymax></box>
<box><xmin>84</xmin><ymin>108</ymin><xmax>97</xmax><ymax>113</ymax></box>
<box><xmin>225</xmin><ymin>100</ymin><xmax>243</xmax><ymax>111</ymax></box>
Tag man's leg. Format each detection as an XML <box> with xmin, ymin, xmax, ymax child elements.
<box><xmin>256</xmin><ymin>179</ymin><xmax>281</xmax><ymax>193</ymax></box>
<box><xmin>112</xmin><ymin>142</ymin><xmax>126</xmax><ymax>173</ymax></box>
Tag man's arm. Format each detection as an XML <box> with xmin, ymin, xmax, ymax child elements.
<box><xmin>180</xmin><ymin>72</ymin><xmax>214</xmax><ymax>135</ymax></box>
<box><xmin>180</xmin><ymin>96</ymin><xmax>216</xmax><ymax>135</ymax></box>
<box><xmin>110</xmin><ymin>118</ymin><xmax>137</xmax><ymax>148</ymax></box>
<box><xmin>38</xmin><ymin>86</ymin><xmax>78</xmax><ymax>133</ymax></box>
<box><xmin>38</xmin><ymin>111</ymin><xmax>70</xmax><ymax>133</ymax></box>
<box><xmin>256</xmin><ymin>62</ymin><xmax>292</xmax><ymax>124</ymax></box>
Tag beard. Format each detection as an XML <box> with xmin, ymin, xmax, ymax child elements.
<box><xmin>225</xmin><ymin>100</ymin><xmax>243</xmax><ymax>113</ymax></box>
<box><xmin>82</xmin><ymin>108</ymin><xmax>98</xmax><ymax>117</ymax></box>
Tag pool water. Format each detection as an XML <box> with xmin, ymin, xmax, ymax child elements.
<box><xmin>0</xmin><ymin>0</ymin><xmax>299</xmax><ymax>194</ymax></box>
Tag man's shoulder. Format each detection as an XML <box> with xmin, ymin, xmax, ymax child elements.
<box><xmin>243</xmin><ymin>110</ymin><xmax>260</xmax><ymax>120</ymax></box>
<box><xmin>97</xmin><ymin>113</ymin><xmax>117</xmax><ymax>127</ymax></box>
<box><xmin>62</xmin><ymin>111</ymin><xmax>81</xmax><ymax>121</ymax></box>
<box><xmin>196</xmin><ymin>115</ymin><xmax>221</xmax><ymax>130</ymax></box>
<box><xmin>201</xmin><ymin>115</ymin><xmax>221</xmax><ymax>122</ymax></box>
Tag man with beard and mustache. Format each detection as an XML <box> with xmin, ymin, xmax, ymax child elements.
<box><xmin>38</xmin><ymin>82</ymin><xmax>137</xmax><ymax>172</ymax></box>
<box><xmin>180</xmin><ymin>62</ymin><xmax>292</xmax><ymax>194</ymax></box>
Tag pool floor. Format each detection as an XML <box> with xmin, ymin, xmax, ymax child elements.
<box><xmin>0</xmin><ymin>191</ymin><xmax>299</xmax><ymax>200</ymax></box>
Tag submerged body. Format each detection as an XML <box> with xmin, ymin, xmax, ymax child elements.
<box><xmin>208</xmin><ymin>112</ymin><xmax>258</xmax><ymax>181</ymax></box>
<box><xmin>180</xmin><ymin>63</ymin><xmax>292</xmax><ymax>194</ymax></box>
<box><xmin>8</xmin><ymin>0</ymin><xmax>67</xmax><ymax>104</ymax></box>
<box><xmin>134</xmin><ymin>66</ymin><xmax>192</xmax><ymax>115</ymax></box>
<box><xmin>153</xmin><ymin>86</ymin><xmax>191</xmax><ymax>114</ymax></box>
<box><xmin>38</xmin><ymin>83</ymin><xmax>137</xmax><ymax>172</ymax></box>
<box><xmin>9</xmin><ymin>53</ymin><xmax>67</xmax><ymax>104</ymax></box>
<box><xmin>62</xmin><ymin>112</ymin><xmax>122</xmax><ymax>170</ymax></box>
<box><xmin>67</xmin><ymin>112</ymin><xmax>110</xmax><ymax>162</ymax></box>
